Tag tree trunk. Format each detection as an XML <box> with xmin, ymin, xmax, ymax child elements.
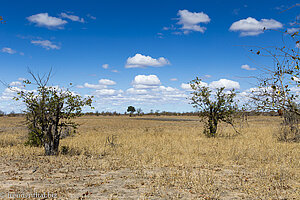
<box><xmin>208</xmin><ymin>114</ymin><xmax>218</xmax><ymax>137</ymax></box>
<box><xmin>44</xmin><ymin>136</ymin><xmax>59</xmax><ymax>156</ymax></box>
<box><xmin>44</xmin><ymin>125</ymin><xmax>60</xmax><ymax>156</ymax></box>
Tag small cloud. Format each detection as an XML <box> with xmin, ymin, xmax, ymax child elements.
<box><xmin>125</xmin><ymin>54</ymin><xmax>170</xmax><ymax>68</ymax></box>
<box><xmin>18</xmin><ymin>77</ymin><xmax>27</xmax><ymax>81</ymax></box>
<box><xmin>102</xmin><ymin>64</ymin><xmax>109</xmax><ymax>69</ymax></box>
<box><xmin>87</xmin><ymin>14</ymin><xmax>96</xmax><ymax>20</ymax></box>
<box><xmin>81</xmin><ymin>79</ymin><xmax>116</xmax><ymax>89</ymax></box>
<box><xmin>126</xmin><ymin>88</ymin><xmax>148</xmax><ymax>95</ymax></box>
<box><xmin>177</xmin><ymin>9</ymin><xmax>211</xmax><ymax>34</ymax></box>
<box><xmin>204</xmin><ymin>75</ymin><xmax>212</xmax><ymax>78</ymax></box>
<box><xmin>83</xmin><ymin>83</ymin><xmax>107</xmax><ymax>89</ymax></box>
<box><xmin>209</xmin><ymin>79</ymin><xmax>240</xmax><ymax>89</ymax></box>
<box><xmin>76</xmin><ymin>85</ymin><xmax>84</xmax><ymax>88</ymax></box>
<box><xmin>157</xmin><ymin>33</ymin><xmax>164</xmax><ymax>39</ymax></box>
<box><xmin>229</xmin><ymin>17</ymin><xmax>283</xmax><ymax>36</ymax></box>
<box><xmin>287</xmin><ymin>27</ymin><xmax>300</xmax><ymax>34</ymax></box>
<box><xmin>274</xmin><ymin>5</ymin><xmax>288</xmax><ymax>11</ymax></box>
<box><xmin>111</xmin><ymin>70</ymin><xmax>119</xmax><ymax>73</ymax></box>
<box><xmin>241</xmin><ymin>64</ymin><xmax>256</xmax><ymax>70</ymax></box>
<box><xmin>163</xmin><ymin>25</ymin><xmax>176</xmax><ymax>31</ymax></box>
<box><xmin>27</xmin><ymin>13</ymin><xmax>67</xmax><ymax>29</ymax></box>
<box><xmin>172</xmin><ymin>31</ymin><xmax>183</xmax><ymax>35</ymax></box>
<box><xmin>19</xmin><ymin>52</ymin><xmax>24</xmax><ymax>56</ymax></box>
<box><xmin>181</xmin><ymin>81</ymin><xmax>208</xmax><ymax>91</ymax></box>
<box><xmin>180</xmin><ymin>83</ymin><xmax>192</xmax><ymax>91</ymax></box>
<box><xmin>1</xmin><ymin>47</ymin><xmax>16</xmax><ymax>54</ymax></box>
<box><xmin>60</xmin><ymin>12</ymin><xmax>84</xmax><ymax>23</ymax></box>
<box><xmin>170</xmin><ymin>78</ymin><xmax>178</xmax><ymax>81</ymax></box>
<box><xmin>31</xmin><ymin>40</ymin><xmax>60</xmax><ymax>50</ymax></box>
<box><xmin>98</xmin><ymin>79</ymin><xmax>116</xmax><ymax>85</ymax></box>
<box><xmin>9</xmin><ymin>81</ymin><xmax>22</xmax><ymax>86</ymax></box>
<box><xmin>94</xmin><ymin>89</ymin><xmax>119</xmax><ymax>96</ymax></box>
<box><xmin>153</xmin><ymin>86</ymin><xmax>177</xmax><ymax>92</ymax></box>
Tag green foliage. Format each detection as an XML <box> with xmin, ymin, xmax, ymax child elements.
<box><xmin>24</xmin><ymin>129</ymin><xmax>43</xmax><ymax>147</ymax></box>
<box><xmin>127</xmin><ymin>106</ymin><xmax>136</xmax><ymax>116</ymax></box>
<box><xmin>14</xmin><ymin>70</ymin><xmax>93</xmax><ymax>155</ymax></box>
<box><xmin>190</xmin><ymin>77</ymin><xmax>239</xmax><ymax>137</ymax></box>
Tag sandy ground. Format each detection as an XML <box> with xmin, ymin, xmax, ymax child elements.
<box><xmin>0</xmin><ymin>156</ymin><xmax>256</xmax><ymax>200</ymax></box>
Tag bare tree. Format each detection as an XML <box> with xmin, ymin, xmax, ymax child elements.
<box><xmin>136</xmin><ymin>108</ymin><xmax>142</xmax><ymax>116</ymax></box>
<box><xmin>249</xmin><ymin>15</ymin><xmax>300</xmax><ymax>141</ymax></box>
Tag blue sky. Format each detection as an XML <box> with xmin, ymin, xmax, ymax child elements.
<box><xmin>0</xmin><ymin>0</ymin><xmax>299</xmax><ymax>113</ymax></box>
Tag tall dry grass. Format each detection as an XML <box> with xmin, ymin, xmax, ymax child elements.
<box><xmin>0</xmin><ymin>115</ymin><xmax>299</xmax><ymax>199</ymax></box>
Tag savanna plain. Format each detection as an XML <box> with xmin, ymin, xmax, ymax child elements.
<box><xmin>0</xmin><ymin>115</ymin><xmax>299</xmax><ymax>199</ymax></box>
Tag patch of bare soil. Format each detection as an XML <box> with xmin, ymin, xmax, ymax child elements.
<box><xmin>0</xmin><ymin>155</ymin><xmax>262</xmax><ymax>200</ymax></box>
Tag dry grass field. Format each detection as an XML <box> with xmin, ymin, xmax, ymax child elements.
<box><xmin>0</xmin><ymin>115</ymin><xmax>299</xmax><ymax>199</ymax></box>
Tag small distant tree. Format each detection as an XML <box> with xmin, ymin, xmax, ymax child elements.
<box><xmin>14</xmin><ymin>70</ymin><xmax>93</xmax><ymax>155</ymax></box>
<box><xmin>136</xmin><ymin>108</ymin><xmax>142</xmax><ymax>116</ymax></box>
<box><xmin>8</xmin><ymin>111</ymin><xmax>16</xmax><ymax>117</ymax></box>
<box><xmin>190</xmin><ymin>77</ymin><xmax>239</xmax><ymax>137</ymax></box>
<box><xmin>155</xmin><ymin>110</ymin><xmax>160</xmax><ymax>116</ymax></box>
<box><xmin>127</xmin><ymin>106</ymin><xmax>136</xmax><ymax>117</ymax></box>
<box><xmin>0</xmin><ymin>110</ymin><xmax>5</xmax><ymax>116</ymax></box>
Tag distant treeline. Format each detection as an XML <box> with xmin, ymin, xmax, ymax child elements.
<box><xmin>84</xmin><ymin>110</ymin><xmax>281</xmax><ymax>117</ymax></box>
<box><xmin>0</xmin><ymin>111</ymin><xmax>22</xmax><ymax>117</ymax></box>
<box><xmin>0</xmin><ymin>110</ymin><xmax>281</xmax><ymax>117</ymax></box>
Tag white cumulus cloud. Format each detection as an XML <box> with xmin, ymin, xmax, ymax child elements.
<box><xmin>132</xmin><ymin>75</ymin><xmax>161</xmax><ymax>89</ymax></box>
<box><xmin>1</xmin><ymin>47</ymin><xmax>16</xmax><ymax>54</ymax></box>
<box><xmin>241</xmin><ymin>64</ymin><xmax>256</xmax><ymax>70</ymax></box>
<box><xmin>229</xmin><ymin>17</ymin><xmax>283</xmax><ymax>36</ymax></box>
<box><xmin>60</xmin><ymin>13</ymin><xmax>84</xmax><ymax>23</ymax></box>
<box><xmin>31</xmin><ymin>40</ymin><xmax>60</xmax><ymax>50</ymax></box>
<box><xmin>27</xmin><ymin>13</ymin><xmax>67</xmax><ymax>29</ymax></box>
<box><xmin>177</xmin><ymin>9</ymin><xmax>211</xmax><ymax>34</ymax></box>
<box><xmin>125</xmin><ymin>54</ymin><xmax>170</xmax><ymax>68</ymax></box>
<box><xmin>209</xmin><ymin>79</ymin><xmax>240</xmax><ymax>89</ymax></box>
<box><xmin>180</xmin><ymin>83</ymin><xmax>192</xmax><ymax>91</ymax></box>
